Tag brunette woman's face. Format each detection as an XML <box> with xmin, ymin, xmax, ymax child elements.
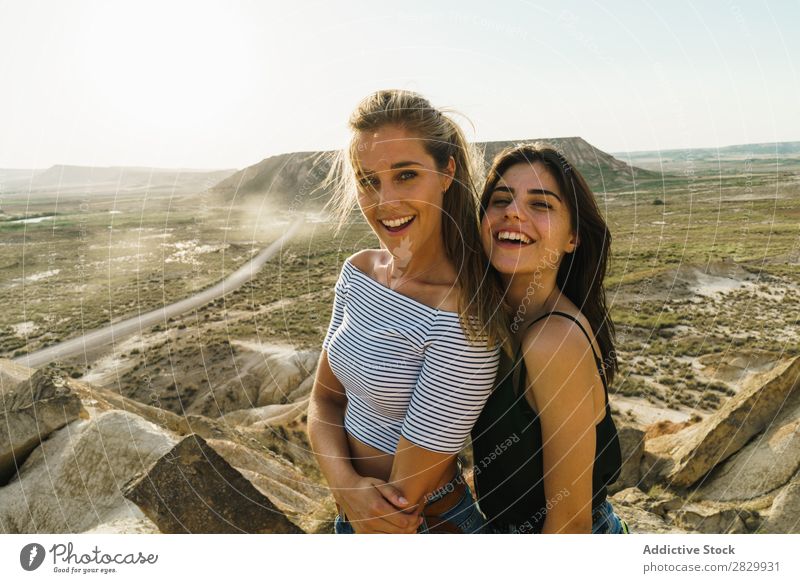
<box><xmin>352</xmin><ymin>124</ymin><xmax>454</xmax><ymax>260</ymax></box>
<box><xmin>481</xmin><ymin>161</ymin><xmax>578</xmax><ymax>277</ymax></box>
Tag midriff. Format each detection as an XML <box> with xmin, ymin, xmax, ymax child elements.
<box><xmin>347</xmin><ymin>433</ymin><xmax>457</xmax><ymax>492</ymax></box>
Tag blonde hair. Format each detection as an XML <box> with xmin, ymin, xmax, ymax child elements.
<box><xmin>323</xmin><ymin>89</ymin><xmax>510</xmax><ymax>353</ymax></box>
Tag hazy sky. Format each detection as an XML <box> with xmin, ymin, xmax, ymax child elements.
<box><xmin>1</xmin><ymin>0</ymin><xmax>797</xmax><ymax>169</ymax></box>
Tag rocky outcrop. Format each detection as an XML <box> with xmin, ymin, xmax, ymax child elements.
<box><xmin>609</xmin><ymin>488</ymin><xmax>688</xmax><ymax>533</ymax></box>
<box><xmin>186</xmin><ymin>346</ymin><xmax>318</xmax><ymax>418</ymax></box>
<box><xmin>633</xmin><ymin>355</ymin><xmax>800</xmax><ymax>533</ymax></box>
<box><xmin>642</xmin><ymin>356</ymin><xmax>800</xmax><ymax>489</ymax></box>
<box><xmin>0</xmin><ymin>409</ymin><xmax>176</xmax><ymax>533</ymax></box>
<box><xmin>694</xmin><ymin>392</ymin><xmax>800</xmax><ymax>502</ymax></box>
<box><xmin>0</xmin><ymin>366</ymin><xmax>84</xmax><ymax>484</ymax></box>
<box><xmin>608</xmin><ymin>422</ymin><xmax>645</xmax><ymax>494</ymax></box>
<box><xmin>670</xmin><ymin>502</ymin><xmax>757</xmax><ymax>534</ymax></box>
<box><xmin>221</xmin><ymin>397</ymin><xmax>310</xmax><ymax>427</ymax></box>
<box><xmin>122</xmin><ymin>434</ymin><xmax>302</xmax><ymax>533</ymax></box>
<box><xmin>0</xmin><ymin>358</ymin><xmax>332</xmax><ymax>534</ymax></box>
<box><xmin>0</xmin><ymin>357</ymin><xmax>34</xmax><ymax>390</ymax></box>
<box><xmin>4</xmin><ymin>347</ymin><xmax>797</xmax><ymax>534</ymax></box>
<box><xmin>762</xmin><ymin>474</ymin><xmax>800</xmax><ymax>533</ymax></box>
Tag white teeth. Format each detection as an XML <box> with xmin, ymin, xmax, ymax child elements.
<box><xmin>497</xmin><ymin>231</ymin><xmax>532</xmax><ymax>244</ymax></box>
<box><xmin>381</xmin><ymin>216</ymin><xmax>414</xmax><ymax>228</ymax></box>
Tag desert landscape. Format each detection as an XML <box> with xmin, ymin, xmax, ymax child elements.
<box><xmin>1</xmin><ymin>138</ymin><xmax>799</xmax><ymax>534</ymax></box>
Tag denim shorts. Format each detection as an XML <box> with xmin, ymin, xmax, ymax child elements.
<box><xmin>484</xmin><ymin>499</ymin><xmax>630</xmax><ymax>534</ymax></box>
<box><xmin>591</xmin><ymin>499</ymin><xmax>630</xmax><ymax>534</ymax></box>
<box><xmin>334</xmin><ymin>479</ymin><xmax>487</xmax><ymax>534</ymax></box>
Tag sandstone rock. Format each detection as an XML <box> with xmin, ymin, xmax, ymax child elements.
<box><xmin>81</xmin><ymin>515</ymin><xmax>161</xmax><ymax>534</ymax></box>
<box><xmin>644</xmin><ymin>418</ymin><xmax>698</xmax><ymax>440</ymax></box>
<box><xmin>187</xmin><ymin>346</ymin><xmax>318</xmax><ymax>417</ymax></box>
<box><xmin>612</xmin><ymin>485</ymin><xmax>685</xmax><ymax>517</ymax></box>
<box><xmin>608</xmin><ymin>422</ymin><xmax>645</xmax><ymax>494</ymax></box>
<box><xmin>288</xmin><ymin>374</ymin><xmax>315</xmax><ymax>402</ymax></box>
<box><xmin>762</xmin><ymin>474</ymin><xmax>800</xmax><ymax>533</ymax></box>
<box><xmin>122</xmin><ymin>434</ymin><xmax>303</xmax><ymax>533</ymax></box>
<box><xmin>255</xmin><ymin>348</ymin><xmax>318</xmax><ymax>406</ymax></box>
<box><xmin>695</xmin><ymin>388</ymin><xmax>800</xmax><ymax>502</ymax></box>
<box><xmin>221</xmin><ymin>397</ymin><xmax>309</xmax><ymax>427</ymax></box>
<box><xmin>0</xmin><ymin>409</ymin><xmax>177</xmax><ymax>533</ymax></box>
<box><xmin>669</xmin><ymin>502</ymin><xmax>754</xmax><ymax>534</ymax></box>
<box><xmin>609</xmin><ymin>488</ymin><xmax>689</xmax><ymax>533</ymax></box>
<box><xmin>205</xmin><ymin>437</ymin><xmax>334</xmax><ymax>533</ymax></box>
<box><xmin>0</xmin><ymin>365</ymin><xmax>84</xmax><ymax>484</ymax></box>
<box><xmin>643</xmin><ymin>356</ymin><xmax>800</xmax><ymax>489</ymax></box>
<box><xmin>0</xmin><ymin>358</ymin><xmax>34</xmax><ymax>390</ymax></box>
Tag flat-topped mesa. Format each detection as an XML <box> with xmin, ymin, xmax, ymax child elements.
<box><xmin>209</xmin><ymin>137</ymin><xmax>661</xmax><ymax>209</ymax></box>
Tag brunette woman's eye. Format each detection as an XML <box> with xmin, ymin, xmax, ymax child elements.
<box><xmin>531</xmin><ymin>201</ymin><xmax>552</xmax><ymax>209</ymax></box>
<box><xmin>397</xmin><ymin>170</ymin><xmax>417</xmax><ymax>181</ymax></box>
<box><xmin>491</xmin><ymin>197</ymin><xmax>510</xmax><ymax>207</ymax></box>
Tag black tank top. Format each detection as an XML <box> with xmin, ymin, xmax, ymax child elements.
<box><xmin>471</xmin><ymin>311</ymin><xmax>622</xmax><ymax>533</ymax></box>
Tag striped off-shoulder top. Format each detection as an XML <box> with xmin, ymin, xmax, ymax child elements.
<box><xmin>322</xmin><ymin>258</ymin><xmax>501</xmax><ymax>455</ymax></box>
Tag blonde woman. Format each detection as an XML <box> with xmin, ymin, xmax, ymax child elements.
<box><xmin>308</xmin><ymin>90</ymin><xmax>509</xmax><ymax>534</ymax></box>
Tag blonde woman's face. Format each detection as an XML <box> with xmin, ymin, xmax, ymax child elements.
<box><xmin>481</xmin><ymin>162</ymin><xmax>578</xmax><ymax>277</ymax></box>
<box><xmin>352</xmin><ymin>124</ymin><xmax>454</xmax><ymax>261</ymax></box>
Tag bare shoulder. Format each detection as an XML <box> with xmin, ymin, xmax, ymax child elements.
<box><xmin>522</xmin><ymin>316</ymin><xmax>581</xmax><ymax>362</ymax></box>
<box><xmin>522</xmin><ymin>302</ymin><xmax>599</xmax><ymax>355</ymax></box>
<box><xmin>346</xmin><ymin>249</ymin><xmax>389</xmax><ymax>277</ymax></box>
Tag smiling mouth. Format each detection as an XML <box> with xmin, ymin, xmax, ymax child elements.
<box><xmin>494</xmin><ymin>230</ymin><xmax>534</xmax><ymax>246</ymax></box>
<box><xmin>380</xmin><ymin>215</ymin><xmax>415</xmax><ymax>233</ymax></box>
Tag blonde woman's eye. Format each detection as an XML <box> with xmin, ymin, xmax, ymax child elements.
<box><xmin>358</xmin><ymin>176</ymin><xmax>378</xmax><ymax>188</ymax></box>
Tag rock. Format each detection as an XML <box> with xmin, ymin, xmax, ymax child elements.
<box><xmin>0</xmin><ymin>358</ymin><xmax>34</xmax><ymax>389</ymax></box>
<box><xmin>0</xmin><ymin>365</ymin><xmax>83</xmax><ymax>484</ymax></box>
<box><xmin>81</xmin><ymin>516</ymin><xmax>161</xmax><ymax>534</ymax></box>
<box><xmin>122</xmin><ymin>434</ymin><xmax>303</xmax><ymax>533</ymax></box>
<box><xmin>639</xmin><ymin>423</ymin><xmax>705</xmax><ymax>491</ymax></box>
<box><xmin>255</xmin><ymin>348</ymin><xmax>318</xmax><ymax>406</ymax></box>
<box><xmin>608</xmin><ymin>422</ymin><xmax>645</xmax><ymax>494</ymax></box>
<box><xmin>669</xmin><ymin>502</ymin><xmax>750</xmax><ymax>534</ymax></box>
<box><xmin>221</xmin><ymin>397</ymin><xmax>309</xmax><ymax>427</ymax></box>
<box><xmin>205</xmin><ymin>437</ymin><xmax>334</xmax><ymax>533</ymax></box>
<box><xmin>644</xmin><ymin>418</ymin><xmax>698</xmax><ymax>440</ymax></box>
<box><xmin>288</xmin><ymin>374</ymin><xmax>315</xmax><ymax>402</ymax></box>
<box><xmin>643</xmin><ymin>356</ymin><xmax>800</xmax><ymax>489</ymax></box>
<box><xmin>0</xmin><ymin>409</ymin><xmax>177</xmax><ymax>533</ymax></box>
<box><xmin>763</xmin><ymin>474</ymin><xmax>800</xmax><ymax>533</ymax></box>
<box><xmin>744</xmin><ymin>514</ymin><xmax>761</xmax><ymax>531</ymax></box>
<box><xmin>187</xmin><ymin>346</ymin><xmax>318</xmax><ymax>417</ymax></box>
<box><xmin>694</xmin><ymin>388</ymin><xmax>800</xmax><ymax>502</ymax></box>
<box><xmin>608</xmin><ymin>488</ymin><xmax>689</xmax><ymax>533</ymax></box>
<box><xmin>612</xmin><ymin>485</ymin><xmax>684</xmax><ymax>517</ymax></box>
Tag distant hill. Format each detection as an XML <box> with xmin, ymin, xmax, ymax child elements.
<box><xmin>210</xmin><ymin>137</ymin><xmax>661</xmax><ymax>209</ymax></box>
<box><xmin>0</xmin><ymin>165</ymin><xmax>236</xmax><ymax>196</ymax></box>
<box><xmin>614</xmin><ymin>140</ymin><xmax>800</xmax><ymax>161</ymax></box>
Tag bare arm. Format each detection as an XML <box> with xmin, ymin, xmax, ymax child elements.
<box><xmin>388</xmin><ymin>438</ymin><xmax>457</xmax><ymax>512</ymax></box>
<box><xmin>521</xmin><ymin>320</ymin><xmax>600</xmax><ymax>534</ymax></box>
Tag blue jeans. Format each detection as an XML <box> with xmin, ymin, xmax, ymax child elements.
<box><xmin>334</xmin><ymin>475</ymin><xmax>486</xmax><ymax>534</ymax></box>
<box><xmin>591</xmin><ymin>499</ymin><xmax>630</xmax><ymax>534</ymax></box>
<box><xmin>484</xmin><ymin>499</ymin><xmax>630</xmax><ymax>534</ymax></box>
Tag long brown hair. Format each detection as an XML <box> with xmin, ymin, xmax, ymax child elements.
<box><xmin>324</xmin><ymin>89</ymin><xmax>510</xmax><ymax>352</ymax></box>
<box><xmin>479</xmin><ymin>142</ymin><xmax>617</xmax><ymax>385</ymax></box>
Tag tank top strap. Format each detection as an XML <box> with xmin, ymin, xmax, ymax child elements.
<box><xmin>522</xmin><ymin>311</ymin><xmax>599</xmax><ymax>358</ymax></box>
<box><xmin>519</xmin><ymin>311</ymin><xmax>609</xmax><ymax>395</ymax></box>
